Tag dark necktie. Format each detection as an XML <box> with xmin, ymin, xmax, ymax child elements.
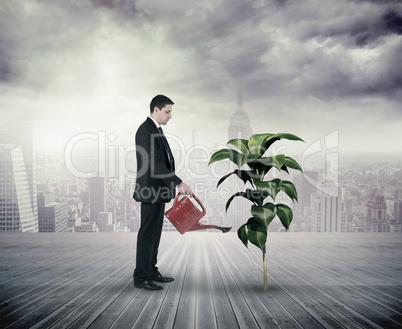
<box><xmin>158</xmin><ymin>127</ymin><xmax>174</xmax><ymax>172</ymax></box>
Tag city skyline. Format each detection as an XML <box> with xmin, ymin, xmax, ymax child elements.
<box><xmin>0</xmin><ymin>0</ymin><xmax>401</xmax><ymax>158</ymax></box>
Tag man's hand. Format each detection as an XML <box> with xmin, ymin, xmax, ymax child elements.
<box><xmin>178</xmin><ymin>182</ymin><xmax>192</xmax><ymax>196</ymax></box>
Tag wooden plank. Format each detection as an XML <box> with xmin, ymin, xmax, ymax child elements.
<box><xmin>130</xmin><ymin>234</ymin><xmax>189</xmax><ymax>329</ymax></box>
<box><xmin>208</xmin><ymin>235</ymin><xmax>269</xmax><ymax>329</ymax></box>
<box><xmin>214</xmin><ymin>234</ymin><xmax>324</xmax><ymax>329</ymax></box>
<box><xmin>267</xmin><ymin>260</ymin><xmax>381</xmax><ymax>329</ymax></box>
<box><xmin>194</xmin><ymin>235</ymin><xmax>217</xmax><ymax>329</ymax></box>
<box><xmin>91</xmin><ymin>233</ymin><xmax>183</xmax><ymax>329</ymax></box>
<box><xmin>99</xmin><ymin>231</ymin><xmax>184</xmax><ymax>329</ymax></box>
<box><xmin>144</xmin><ymin>235</ymin><xmax>193</xmax><ymax>329</ymax></box>
<box><xmin>0</xmin><ymin>235</ymin><xmax>115</xmax><ymax>283</ymax></box>
<box><xmin>0</xmin><ymin>245</ymin><xmax>132</xmax><ymax>320</ymax></box>
<box><xmin>212</xmin><ymin>234</ymin><xmax>287</xmax><ymax>328</ymax></box>
<box><xmin>28</xmin><ymin>265</ymin><xmax>133</xmax><ymax>329</ymax></box>
<box><xmin>172</xmin><ymin>234</ymin><xmax>198</xmax><ymax>329</ymax></box>
<box><xmin>265</xmin><ymin>239</ymin><xmax>402</xmax><ymax>323</ymax></box>
<box><xmin>2</xmin><ymin>257</ymin><xmax>133</xmax><ymax>329</ymax></box>
<box><xmin>248</xmin><ymin>233</ymin><xmax>401</xmax><ymax>329</ymax></box>
<box><xmin>0</xmin><ymin>232</ymin><xmax>401</xmax><ymax>329</ymax></box>
<box><xmin>203</xmin><ymin>234</ymin><xmax>245</xmax><ymax>329</ymax></box>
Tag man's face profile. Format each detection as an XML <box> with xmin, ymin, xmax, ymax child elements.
<box><xmin>153</xmin><ymin>104</ymin><xmax>173</xmax><ymax>125</ymax></box>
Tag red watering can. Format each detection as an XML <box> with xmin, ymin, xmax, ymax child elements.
<box><xmin>165</xmin><ymin>192</ymin><xmax>232</xmax><ymax>234</ymax></box>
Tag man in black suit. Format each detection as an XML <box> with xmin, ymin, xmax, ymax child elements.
<box><xmin>133</xmin><ymin>94</ymin><xmax>192</xmax><ymax>291</ymax></box>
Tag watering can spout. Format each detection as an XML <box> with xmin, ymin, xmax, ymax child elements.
<box><xmin>165</xmin><ymin>192</ymin><xmax>232</xmax><ymax>234</ymax></box>
<box><xmin>219</xmin><ymin>226</ymin><xmax>232</xmax><ymax>233</ymax></box>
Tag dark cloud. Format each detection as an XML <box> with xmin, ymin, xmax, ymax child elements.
<box><xmin>1</xmin><ymin>0</ymin><xmax>401</xmax><ymax>103</ymax></box>
<box><xmin>384</xmin><ymin>10</ymin><xmax>402</xmax><ymax>34</ymax></box>
<box><xmin>351</xmin><ymin>9</ymin><xmax>402</xmax><ymax>46</ymax></box>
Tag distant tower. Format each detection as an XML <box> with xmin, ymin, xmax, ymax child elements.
<box><xmin>0</xmin><ymin>144</ymin><xmax>38</xmax><ymax>232</ymax></box>
<box><xmin>311</xmin><ymin>189</ymin><xmax>345</xmax><ymax>232</ymax></box>
<box><xmin>226</xmin><ymin>89</ymin><xmax>253</xmax><ymax>231</ymax></box>
<box><xmin>192</xmin><ymin>129</ymin><xmax>203</xmax><ymax>159</ymax></box>
<box><xmin>394</xmin><ymin>200</ymin><xmax>402</xmax><ymax>224</ymax></box>
<box><xmin>37</xmin><ymin>192</ymin><xmax>68</xmax><ymax>232</ymax></box>
<box><xmin>228</xmin><ymin>89</ymin><xmax>252</xmax><ymax>140</ymax></box>
<box><xmin>89</xmin><ymin>176</ymin><xmax>106</xmax><ymax>223</ymax></box>
<box><xmin>0</xmin><ymin>120</ymin><xmax>38</xmax><ymax>227</ymax></box>
<box><xmin>366</xmin><ymin>189</ymin><xmax>388</xmax><ymax>232</ymax></box>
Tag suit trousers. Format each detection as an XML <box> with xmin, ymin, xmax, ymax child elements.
<box><xmin>133</xmin><ymin>202</ymin><xmax>165</xmax><ymax>284</ymax></box>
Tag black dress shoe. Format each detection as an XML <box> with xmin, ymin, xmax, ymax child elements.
<box><xmin>134</xmin><ymin>280</ymin><xmax>163</xmax><ymax>290</ymax></box>
<box><xmin>153</xmin><ymin>274</ymin><xmax>174</xmax><ymax>283</ymax></box>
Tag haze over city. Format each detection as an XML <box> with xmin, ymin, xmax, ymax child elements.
<box><xmin>0</xmin><ymin>0</ymin><xmax>401</xmax><ymax>159</ymax></box>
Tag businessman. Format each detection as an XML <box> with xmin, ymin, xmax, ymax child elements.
<box><xmin>133</xmin><ymin>94</ymin><xmax>191</xmax><ymax>291</ymax></box>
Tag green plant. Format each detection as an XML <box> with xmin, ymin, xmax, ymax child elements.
<box><xmin>208</xmin><ymin>133</ymin><xmax>304</xmax><ymax>290</ymax></box>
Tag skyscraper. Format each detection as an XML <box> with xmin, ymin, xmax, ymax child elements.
<box><xmin>228</xmin><ymin>89</ymin><xmax>252</xmax><ymax>140</ymax></box>
<box><xmin>226</xmin><ymin>89</ymin><xmax>253</xmax><ymax>231</ymax></box>
<box><xmin>0</xmin><ymin>120</ymin><xmax>38</xmax><ymax>227</ymax></box>
<box><xmin>366</xmin><ymin>189</ymin><xmax>388</xmax><ymax>232</ymax></box>
<box><xmin>89</xmin><ymin>176</ymin><xmax>106</xmax><ymax>223</ymax></box>
<box><xmin>311</xmin><ymin>189</ymin><xmax>345</xmax><ymax>232</ymax></box>
<box><xmin>37</xmin><ymin>192</ymin><xmax>68</xmax><ymax>232</ymax></box>
<box><xmin>0</xmin><ymin>144</ymin><xmax>38</xmax><ymax>232</ymax></box>
<box><xmin>394</xmin><ymin>200</ymin><xmax>402</xmax><ymax>224</ymax></box>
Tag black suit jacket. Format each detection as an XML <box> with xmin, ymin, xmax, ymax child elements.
<box><xmin>133</xmin><ymin>117</ymin><xmax>182</xmax><ymax>203</ymax></box>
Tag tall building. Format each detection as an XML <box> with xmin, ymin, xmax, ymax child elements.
<box><xmin>300</xmin><ymin>171</ymin><xmax>319</xmax><ymax>208</ymax></box>
<box><xmin>366</xmin><ymin>189</ymin><xmax>389</xmax><ymax>232</ymax></box>
<box><xmin>228</xmin><ymin>89</ymin><xmax>253</xmax><ymax>140</ymax></box>
<box><xmin>89</xmin><ymin>176</ymin><xmax>106</xmax><ymax>223</ymax></box>
<box><xmin>37</xmin><ymin>192</ymin><xmax>68</xmax><ymax>232</ymax></box>
<box><xmin>0</xmin><ymin>144</ymin><xmax>38</xmax><ymax>232</ymax></box>
<box><xmin>0</xmin><ymin>120</ymin><xmax>38</xmax><ymax>227</ymax></box>
<box><xmin>227</xmin><ymin>89</ymin><xmax>253</xmax><ymax>231</ymax></box>
<box><xmin>311</xmin><ymin>189</ymin><xmax>345</xmax><ymax>232</ymax></box>
<box><xmin>97</xmin><ymin>212</ymin><xmax>113</xmax><ymax>232</ymax></box>
<box><xmin>394</xmin><ymin>200</ymin><xmax>402</xmax><ymax>224</ymax></box>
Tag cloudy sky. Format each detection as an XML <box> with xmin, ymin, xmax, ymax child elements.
<box><xmin>1</xmin><ymin>0</ymin><xmax>402</xmax><ymax>161</ymax></box>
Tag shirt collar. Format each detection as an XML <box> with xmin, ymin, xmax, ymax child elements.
<box><xmin>148</xmin><ymin>115</ymin><xmax>160</xmax><ymax>128</ymax></box>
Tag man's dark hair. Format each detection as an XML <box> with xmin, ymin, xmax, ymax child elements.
<box><xmin>150</xmin><ymin>95</ymin><xmax>174</xmax><ymax>113</ymax></box>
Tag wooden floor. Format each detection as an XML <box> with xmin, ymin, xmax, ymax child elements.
<box><xmin>0</xmin><ymin>232</ymin><xmax>401</xmax><ymax>329</ymax></box>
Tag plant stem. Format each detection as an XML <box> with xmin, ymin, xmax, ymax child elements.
<box><xmin>263</xmin><ymin>243</ymin><xmax>267</xmax><ymax>290</ymax></box>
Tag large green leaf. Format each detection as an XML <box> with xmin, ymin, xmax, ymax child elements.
<box><xmin>283</xmin><ymin>156</ymin><xmax>303</xmax><ymax>173</ymax></box>
<box><xmin>208</xmin><ymin>149</ymin><xmax>243</xmax><ymax>167</ymax></box>
<box><xmin>217</xmin><ymin>171</ymin><xmax>234</xmax><ymax>187</ymax></box>
<box><xmin>256</xmin><ymin>154</ymin><xmax>286</xmax><ymax>171</ymax></box>
<box><xmin>260</xmin><ymin>133</ymin><xmax>303</xmax><ymax>154</ymax></box>
<box><xmin>254</xmin><ymin>179</ymin><xmax>281</xmax><ymax>201</ymax></box>
<box><xmin>272</xmin><ymin>133</ymin><xmax>304</xmax><ymax>142</ymax></box>
<box><xmin>225</xmin><ymin>189</ymin><xmax>263</xmax><ymax>211</ymax></box>
<box><xmin>275</xmin><ymin>204</ymin><xmax>293</xmax><ymax>230</ymax></box>
<box><xmin>226</xmin><ymin>192</ymin><xmax>246</xmax><ymax>212</ymax></box>
<box><xmin>228</xmin><ymin>139</ymin><xmax>249</xmax><ymax>154</ymax></box>
<box><xmin>209</xmin><ymin>149</ymin><xmax>231</xmax><ymax>165</ymax></box>
<box><xmin>237</xmin><ymin>224</ymin><xmax>248</xmax><ymax>248</ymax></box>
<box><xmin>280</xmin><ymin>180</ymin><xmax>298</xmax><ymax>202</ymax></box>
<box><xmin>240</xmin><ymin>153</ymin><xmax>261</xmax><ymax>167</ymax></box>
<box><xmin>251</xmin><ymin>203</ymin><xmax>277</xmax><ymax>229</ymax></box>
<box><xmin>235</xmin><ymin>170</ymin><xmax>255</xmax><ymax>185</ymax></box>
<box><xmin>247</xmin><ymin>161</ymin><xmax>265</xmax><ymax>181</ymax></box>
<box><xmin>261</xmin><ymin>133</ymin><xmax>304</xmax><ymax>151</ymax></box>
<box><xmin>248</xmin><ymin>133</ymin><xmax>304</xmax><ymax>156</ymax></box>
<box><xmin>246</xmin><ymin>219</ymin><xmax>267</xmax><ymax>250</ymax></box>
<box><xmin>248</xmin><ymin>134</ymin><xmax>275</xmax><ymax>155</ymax></box>
<box><xmin>217</xmin><ymin>169</ymin><xmax>255</xmax><ymax>187</ymax></box>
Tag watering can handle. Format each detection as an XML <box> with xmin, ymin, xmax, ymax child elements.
<box><xmin>175</xmin><ymin>192</ymin><xmax>206</xmax><ymax>215</ymax></box>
